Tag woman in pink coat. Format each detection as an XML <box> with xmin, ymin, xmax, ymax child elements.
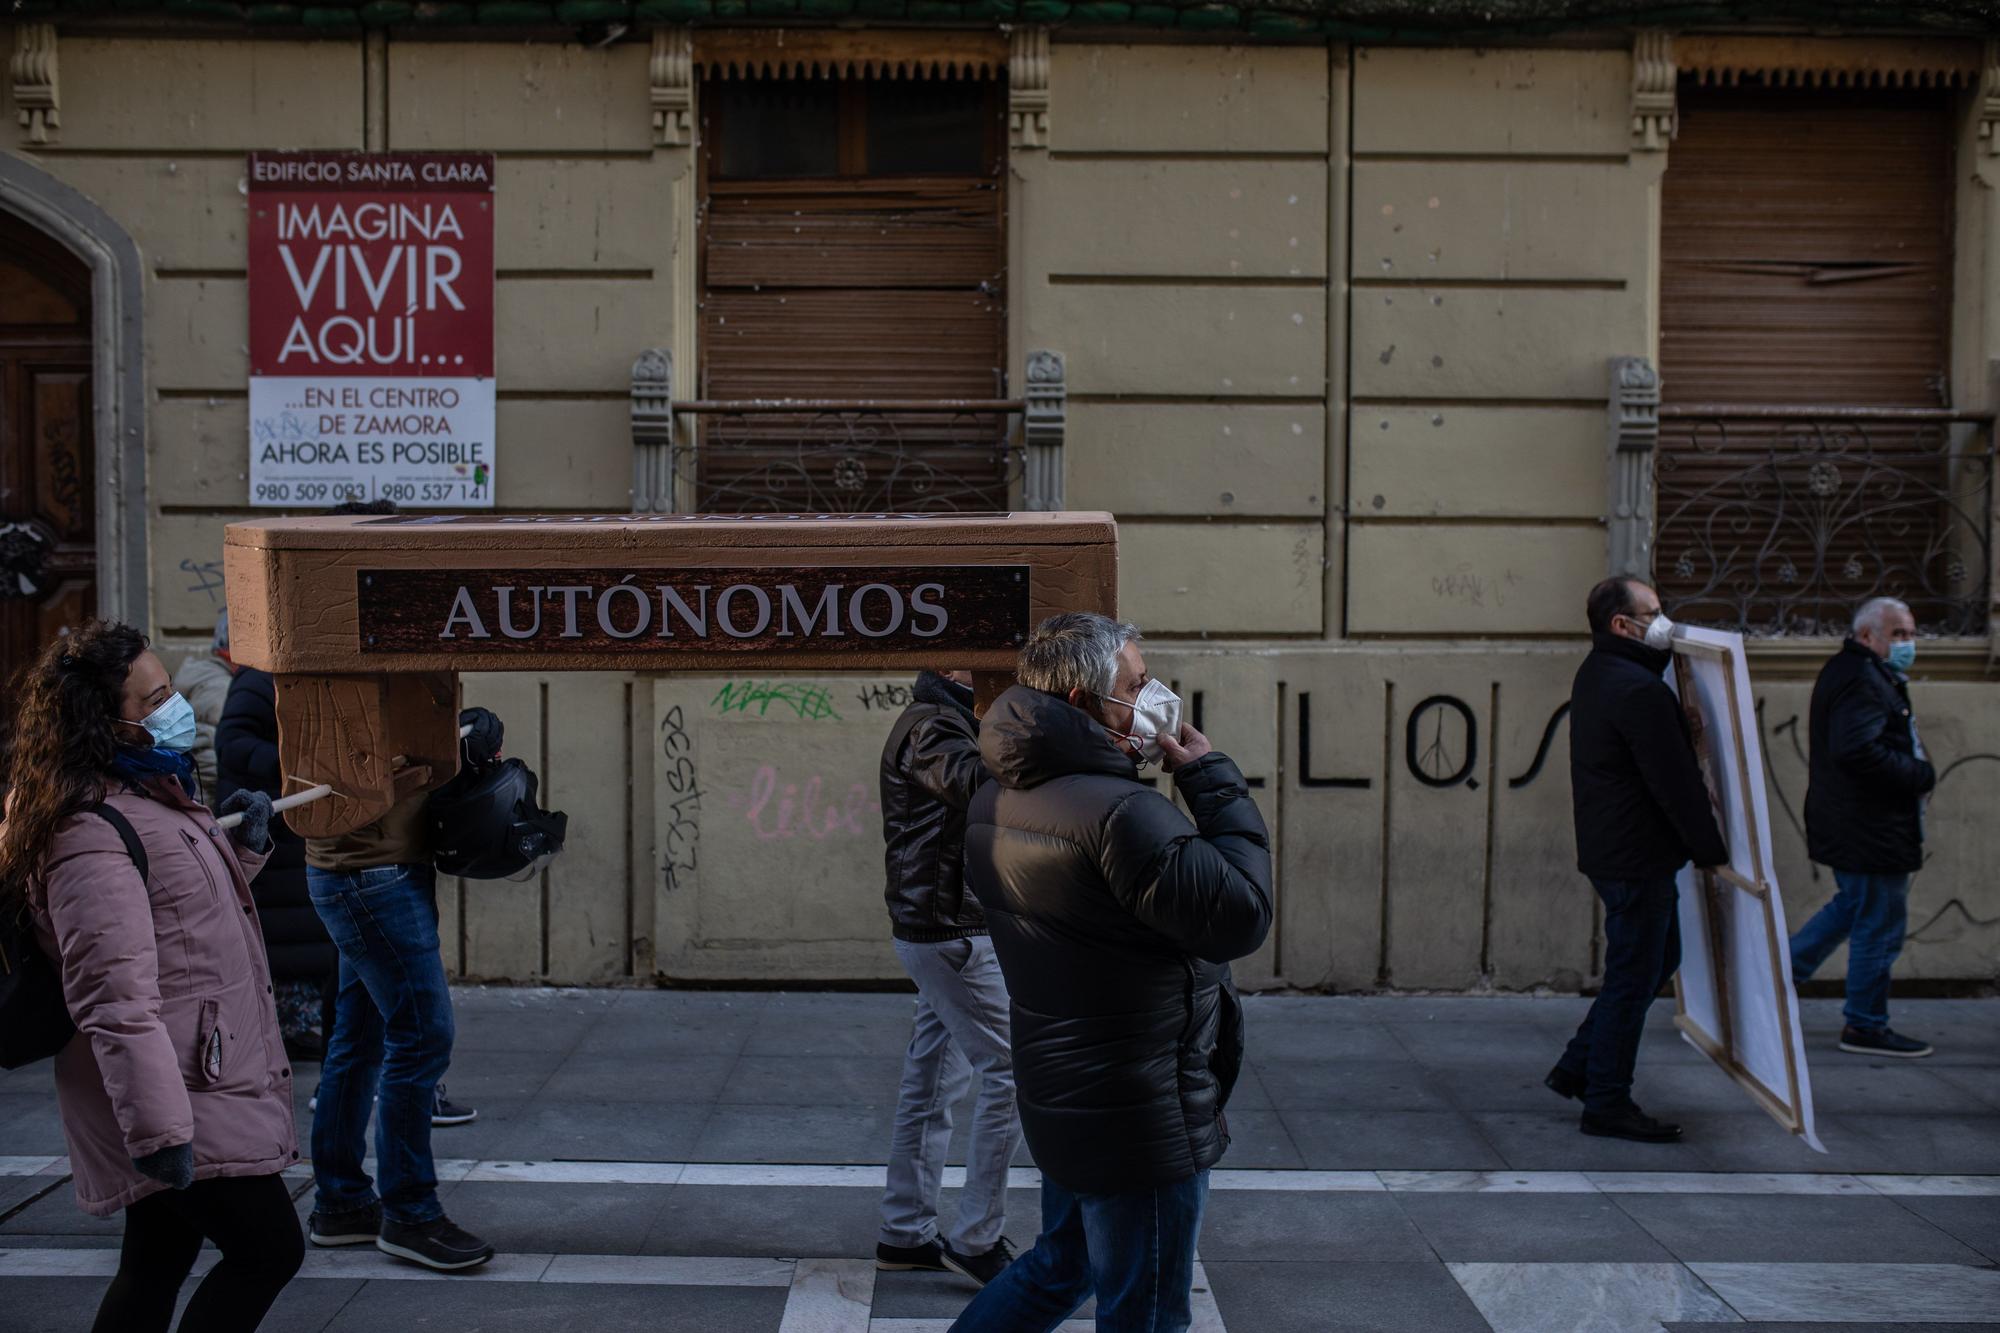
<box><xmin>0</xmin><ymin>621</ymin><xmax>303</xmax><ymax>1332</ymax></box>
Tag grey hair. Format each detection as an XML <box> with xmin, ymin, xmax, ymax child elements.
<box><xmin>212</xmin><ymin>607</ymin><xmax>230</xmax><ymax>654</ymax></box>
<box><xmin>1017</xmin><ymin>612</ymin><xmax>1142</xmax><ymax>700</ymax></box>
<box><xmin>1852</xmin><ymin>596</ymin><xmax>1910</xmax><ymax>636</ymax></box>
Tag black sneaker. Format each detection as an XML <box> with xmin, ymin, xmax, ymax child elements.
<box><xmin>433</xmin><ymin>1083</ymin><xmax>478</xmax><ymax>1126</ymax></box>
<box><xmin>1544</xmin><ymin>1065</ymin><xmax>1584</xmax><ymax>1102</ymax></box>
<box><xmin>376</xmin><ymin>1215</ymin><xmax>495</xmax><ymax>1271</ymax></box>
<box><xmin>1580</xmin><ymin>1103</ymin><xmax>1683</xmax><ymax>1143</ymax></box>
<box><xmin>875</xmin><ymin>1239</ymin><xmax>949</xmax><ymax>1272</ymax></box>
<box><xmin>308</xmin><ymin>1200</ymin><xmax>383</xmax><ymax>1247</ymax></box>
<box><xmin>1839</xmin><ymin>1026</ymin><xmax>1933</xmax><ymax>1058</ymax></box>
<box><xmin>941</xmin><ymin>1236</ymin><xmax>1017</xmax><ymax>1287</ymax></box>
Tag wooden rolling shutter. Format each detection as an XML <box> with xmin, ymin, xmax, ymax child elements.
<box><xmin>1660</xmin><ymin>84</ymin><xmax>1953</xmax><ymax>407</ymax></box>
<box><xmin>696</xmin><ymin>63</ymin><xmax>1008</xmax><ymax>512</ymax></box>
<box><xmin>1655</xmin><ymin>83</ymin><xmax>1961</xmax><ymax>632</ymax></box>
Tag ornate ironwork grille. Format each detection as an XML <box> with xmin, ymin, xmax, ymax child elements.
<box><xmin>675</xmin><ymin>399</ymin><xmax>1024</xmax><ymax>513</ymax></box>
<box><xmin>1654</xmin><ymin>406</ymin><xmax>1996</xmax><ymax>637</ymax></box>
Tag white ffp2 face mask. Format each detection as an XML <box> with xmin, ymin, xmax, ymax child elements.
<box><xmin>1642</xmin><ymin>611</ymin><xmax>1677</xmax><ymax>652</ymax></box>
<box><xmin>1101</xmin><ymin>679</ymin><xmax>1184</xmax><ymax>768</ymax></box>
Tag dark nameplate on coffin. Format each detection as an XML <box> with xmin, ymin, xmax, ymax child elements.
<box><xmin>356</xmin><ymin>565</ymin><xmax>1032</xmax><ymax>655</ymax></box>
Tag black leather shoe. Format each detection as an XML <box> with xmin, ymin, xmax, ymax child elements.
<box><xmin>1580</xmin><ymin>1105</ymin><xmax>1682</xmax><ymax>1143</ymax></box>
<box><xmin>875</xmin><ymin>1239</ymin><xmax>949</xmax><ymax>1272</ymax></box>
<box><xmin>1839</xmin><ymin>1026</ymin><xmax>1933</xmax><ymax>1058</ymax></box>
<box><xmin>1544</xmin><ymin>1065</ymin><xmax>1584</xmax><ymax>1101</ymax></box>
<box><xmin>376</xmin><ymin>1215</ymin><xmax>495</xmax><ymax>1271</ymax></box>
<box><xmin>941</xmin><ymin>1236</ymin><xmax>1017</xmax><ymax>1287</ymax></box>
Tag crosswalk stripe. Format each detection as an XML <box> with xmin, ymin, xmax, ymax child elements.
<box><xmin>7</xmin><ymin>1157</ymin><xmax>1997</xmax><ymax>1197</ymax></box>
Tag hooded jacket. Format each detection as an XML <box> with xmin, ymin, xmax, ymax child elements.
<box><xmin>1569</xmin><ymin>631</ymin><xmax>1729</xmax><ymax>880</ymax></box>
<box><xmin>964</xmin><ymin>684</ymin><xmax>1272</xmax><ymax>1195</ymax></box>
<box><xmin>1805</xmin><ymin>638</ymin><xmax>1936</xmax><ymax>874</ymax></box>
<box><xmin>32</xmin><ymin>776</ymin><xmax>297</xmax><ymax>1216</ymax></box>
<box><xmin>880</xmin><ymin>671</ymin><xmax>989</xmax><ymax>943</ymax></box>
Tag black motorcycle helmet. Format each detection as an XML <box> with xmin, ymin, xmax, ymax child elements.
<box><xmin>427</xmin><ymin>756</ymin><xmax>568</xmax><ymax>881</ymax></box>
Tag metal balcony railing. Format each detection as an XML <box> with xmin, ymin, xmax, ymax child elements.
<box><xmin>1653</xmin><ymin>404</ymin><xmax>1998</xmax><ymax>637</ymax></box>
<box><xmin>675</xmin><ymin>398</ymin><xmax>1025</xmax><ymax>514</ymax></box>
<box><xmin>628</xmin><ymin>350</ymin><xmax>1066</xmax><ymax>516</ymax></box>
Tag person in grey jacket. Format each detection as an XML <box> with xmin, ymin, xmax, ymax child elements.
<box><xmin>875</xmin><ymin>669</ymin><xmax>1019</xmax><ymax>1287</ymax></box>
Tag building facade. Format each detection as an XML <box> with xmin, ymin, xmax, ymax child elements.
<box><xmin>4</xmin><ymin>2</ymin><xmax>1998</xmax><ymax>990</ymax></box>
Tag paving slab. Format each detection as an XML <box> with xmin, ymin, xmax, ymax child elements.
<box><xmin>540</xmin><ymin>1052</ymin><xmax>740</xmax><ymax>1104</ymax></box>
<box><xmin>1690</xmin><ymin>1261</ymin><xmax>2000</xmax><ymax>1323</ymax></box>
<box><xmin>1396</xmin><ymin>1192</ymin><xmax>1676</xmax><ymax>1263</ymax></box>
<box><xmin>1613</xmin><ymin>1193</ymin><xmax>1987</xmax><ymax>1264</ymax></box>
<box><xmin>639</xmin><ymin>1184</ymin><xmax>883</xmax><ymax>1258</ymax></box>
<box><xmin>1203</xmin><ymin>1259</ymin><xmax>1493</xmax><ymax>1333</ymax></box>
<box><xmin>478</xmin><ymin>1099</ymin><xmax>713</xmax><ymax>1161</ymax></box>
<box><xmin>319</xmin><ymin>1278</ymin><xmax>786</xmax><ymax>1331</ymax></box>
<box><xmin>1254</xmin><ymin>1057</ymin><xmax>1451</xmax><ymax>1111</ymax></box>
<box><xmin>1283</xmin><ymin>1109</ymin><xmax>1505</xmax><ymax>1171</ymax></box>
<box><xmin>1451</xmin><ymin>1260</ymin><xmax>1739</xmax><ymax>1332</ymax></box>
<box><xmin>446</xmin><ymin>1181</ymin><xmax>676</xmax><ymax>1255</ymax></box>
<box><xmin>1871</xmin><ymin>1195</ymin><xmax>2000</xmax><ymax>1263</ymax></box>
<box><xmin>1197</xmin><ymin>1190</ymin><xmax>1435</xmax><ymax>1263</ymax></box>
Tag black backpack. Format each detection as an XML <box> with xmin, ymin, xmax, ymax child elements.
<box><xmin>0</xmin><ymin>805</ymin><xmax>149</xmax><ymax>1070</ymax></box>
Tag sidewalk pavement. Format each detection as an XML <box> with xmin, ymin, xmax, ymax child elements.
<box><xmin>2</xmin><ymin>989</ymin><xmax>1996</xmax><ymax>1332</ymax></box>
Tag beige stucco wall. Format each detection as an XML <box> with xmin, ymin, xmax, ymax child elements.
<box><xmin>5</xmin><ymin>28</ymin><xmax>1996</xmax><ymax>989</ymax></box>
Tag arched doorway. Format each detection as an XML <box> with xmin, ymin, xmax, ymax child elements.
<box><xmin>0</xmin><ymin>209</ymin><xmax>96</xmax><ymax>716</ymax></box>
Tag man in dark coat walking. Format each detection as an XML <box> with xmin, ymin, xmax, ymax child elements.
<box><xmin>1791</xmin><ymin>596</ymin><xmax>1937</xmax><ymax>1058</ymax></box>
<box><xmin>1547</xmin><ymin>577</ymin><xmax>1727</xmax><ymax>1143</ymax></box>
<box><xmin>950</xmin><ymin>612</ymin><xmax>1271</xmax><ymax>1333</ymax></box>
<box><xmin>215</xmin><ymin>665</ymin><xmax>338</xmax><ymax>1060</ymax></box>
<box><xmin>875</xmin><ymin>669</ymin><xmax>1019</xmax><ymax>1286</ymax></box>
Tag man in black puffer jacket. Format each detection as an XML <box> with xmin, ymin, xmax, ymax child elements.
<box><xmin>875</xmin><ymin>670</ymin><xmax>1019</xmax><ymax>1287</ymax></box>
<box><xmin>950</xmin><ymin>613</ymin><xmax>1271</xmax><ymax>1333</ymax></box>
<box><xmin>1791</xmin><ymin>596</ymin><xmax>1938</xmax><ymax>1059</ymax></box>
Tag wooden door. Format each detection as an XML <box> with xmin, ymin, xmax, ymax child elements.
<box><xmin>0</xmin><ymin>212</ymin><xmax>97</xmax><ymax>719</ymax></box>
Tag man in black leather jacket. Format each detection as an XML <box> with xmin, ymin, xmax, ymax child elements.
<box><xmin>949</xmin><ymin>613</ymin><xmax>1271</xmax><ymax>1333</ymax></box>
<box><xmin>1790</xmin><ymin>596</ymin><xmax>1938</xmax><ymax>1058</ymax></box>
<box><xmin>874</xmin><ymin>670</ymin><xmax>1020</xmax><ymax>1287</ymax></box>
<box><xmin>1546</xmin><ymin>577</ymin><xmax>1726</xmax><ymax>1145</ymax></box>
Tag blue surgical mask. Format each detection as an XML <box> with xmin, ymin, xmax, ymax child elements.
<box><xmin>1887</xmin><ymin>641</ymin><xmax>1916</xmax><ymax>672</ymax></box>
<box><xmin>133</xmin><ymin>692</ymin><xmax>199</xmax><ymax>752</ymax></box>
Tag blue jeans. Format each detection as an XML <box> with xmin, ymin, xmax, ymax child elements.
<box><xmin>1791</xmin><ymin>869</ymin><xmax>1911</xmax><ymax>1030</ymax></box>
<box><xmin>949</xmin><ymin>1172</ymin><xmax>1208</xmax><ymax>1333</ymax></box>
<box><xmin>1557</xmin><ymin>875</ymin><xmax>1681</xmax><ymax>1115</ymax></box>
<box><xmin>307</xmin><ymin>864</ymin><xmax>453</xmax><ymax>1226</ymax></box>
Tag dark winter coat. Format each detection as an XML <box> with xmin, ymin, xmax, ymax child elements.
<box><xmin>965</xmin><ymin>684</ymin><xmax>1272</xmax><ymax>1196</ymax></box>
<box><xmin>880</xmin><ymin>672</ymin><xmax>990</xmax><ymax>943</ymax></box>
<box><xmin>1806</xmin><ymin>638</ymin><xmax>1936</xmax><ymax>874</ymax></box>
<box><xmin>214</xmin><ymin>668</ymin><xmax>335</xmax><ymax>985</ymax></box>
<box><xmin>1569</xmin><ymin>631</ymin><xmax>1729</xmax><ymax>880</ymax></box>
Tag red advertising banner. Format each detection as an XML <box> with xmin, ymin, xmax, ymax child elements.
<box><xmin>247</xmin><ymin>152</ymin><xmax>494</xmax><ymax>377</ymax></box>
<box><xmin>246</xmin><ymin>152</ymin><xmax>496</xmax><ymax>508</ymax></box>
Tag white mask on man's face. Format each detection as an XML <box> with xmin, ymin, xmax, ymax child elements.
<box><xmin>1642</xmin><ymin>610</ymin><xmax>1676</xmax><ymax>651</ymax></box>
<box><xmin>1099</xmin><ymin>679</ymin><xmax>1183</xmax><ymax>768</ymax></box>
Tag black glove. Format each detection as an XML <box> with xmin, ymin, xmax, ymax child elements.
<box><xmin>132</xmin><ymin>1142</ymin><xmax>194</xmax><ymax>1190</ymax></box>
<box><xmin>217</xmin><ymin>789</ymin><xmax>273</xmax><ymax>853</ymax></box>
<box><xmin>460</xmin><ymin>707</ymin><xmax>504</xmax><ymax>769</ymax></box>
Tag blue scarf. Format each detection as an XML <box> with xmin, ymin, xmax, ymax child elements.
<box><xmin>111</xmin><ymin>744</ymin><xmax>197</xmax><ymax>799</ymax></box>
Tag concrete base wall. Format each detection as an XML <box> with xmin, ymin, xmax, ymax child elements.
<box><xmin>359</xmin><ymin>654</ymin><xmax>2000</xmax><ymax>991</ymax></box>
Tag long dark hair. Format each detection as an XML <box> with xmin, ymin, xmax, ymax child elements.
<box><xmin>0</xmin><ymin>621</ymin><xmax>151</xmax><ymax>907</ymax></box>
